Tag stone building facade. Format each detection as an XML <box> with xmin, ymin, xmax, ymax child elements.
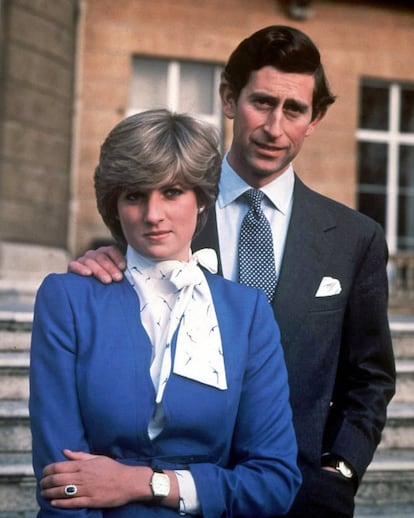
<box><xmin>0</xmin><ymin>0</ymin><xmax>78</xmax><ymax>278</ymax></box>
<box><xmin>0</xmin><ymin>0</ymin><xmax>414</xmax><ymax>280</ymax></box>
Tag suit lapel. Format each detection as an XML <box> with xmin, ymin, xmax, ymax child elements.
<box><xmin>273</xmin><ymin>176</ymin><xmax>337</xmax><ymax>347</ymax></box>
<box><xmin>191</xmin><ymin>176</ymin><xmax>338</xmax><ymax>351</ymax></box>
<box><xmin>192</xmin><ymin>207</ymin><xmax>223</xmax><ymax>275</ymax></box>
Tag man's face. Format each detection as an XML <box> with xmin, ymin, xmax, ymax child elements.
<box><xmin>221</xmin><ymin>66</ymin><xmax>323</xmax><ymax>187</ymax></box>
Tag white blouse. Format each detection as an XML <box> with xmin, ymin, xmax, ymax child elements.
<box><xmin>125</xmin><ymin>245</ymin><xmax>226</xmax><ymax>514</ymax></box>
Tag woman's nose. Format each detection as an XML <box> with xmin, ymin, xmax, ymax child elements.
<box><xmin>144</xmin><ymin>191</ymin><xmax>164</xmax><ymax>222</ymax></box>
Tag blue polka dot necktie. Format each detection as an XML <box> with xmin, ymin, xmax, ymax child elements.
<box><xmin>238</xmin><ymin>189</ymin><xmax>277</xmax><ymax>302</ymax></box>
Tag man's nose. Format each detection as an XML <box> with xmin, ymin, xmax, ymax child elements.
<box><xmin>263</xmin><ymin>109</ymin><xmax>283</xmax><ymax>138</ymax></box>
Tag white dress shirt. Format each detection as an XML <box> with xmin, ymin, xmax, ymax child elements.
<box><xmin>216</xmin><ymin>153</ymin><xmax>294</xmax><ymax>282</ymax></box>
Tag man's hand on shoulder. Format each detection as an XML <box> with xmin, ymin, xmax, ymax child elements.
<box><xmin>68</xmin><ymin>245</ymin><xmax>126</xmax><ymax>284</ymax></box>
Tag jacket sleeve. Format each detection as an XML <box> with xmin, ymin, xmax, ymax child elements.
<box><xmin>29</xmin><ymin>274</ymin><xmax>103</xmax><ymax>517</ymax></box>
<box><xmin>190</xmin><ymin>289</ymin><xmax>302</xmax><ymax>517</ymax></box>
<box><xmin>325</xmin><ymin>222</ymin><xmax>396</xmax><ymax>483</ymax></box>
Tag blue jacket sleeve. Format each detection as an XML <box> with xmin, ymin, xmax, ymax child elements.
<box><xmin>190</xmin><ymin>289</ymin><xmax>302</xmax><ymax>517</ymax></box>
<box><xmin>29</xmin><ymin>274</ymin><xmax>103</xmax><ymax>517</ymax></box>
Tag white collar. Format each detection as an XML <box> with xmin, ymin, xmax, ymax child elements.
<box><xmin>126</xmin><ymin>245</ymin><xmax>225</xmax><ymax>401</ymax></box>
<box><xmin>218</xmin><ymin>152</ymin><xmax>295</xmax><ymax>215</ymax></box>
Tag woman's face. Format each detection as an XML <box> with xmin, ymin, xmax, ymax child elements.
<box><xmin>117</xmin><ymin>184</ymin><xmax>199</xmax><ymax>262</ymax></box>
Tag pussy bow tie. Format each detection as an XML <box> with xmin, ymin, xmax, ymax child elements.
<box><xmin>157</xmin><ymin>248</ymin><xmax>227</xmax><ymax>403</ymax></box>
<box><xmin>168</xmin><ymin>248</ymin><xmax>218</xmax><ymax>289</ymax></box>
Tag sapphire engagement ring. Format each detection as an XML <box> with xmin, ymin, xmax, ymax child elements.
<box><xmin>64</xmin><ymin>484</ymin><xmax>78</xmax><ymax>497</ymax></box>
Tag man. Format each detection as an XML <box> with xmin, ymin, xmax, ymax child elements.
<box><xmin>69</xmin><ymin>26</ymin><xmax>395</xmax><ymax>517</ymax></box>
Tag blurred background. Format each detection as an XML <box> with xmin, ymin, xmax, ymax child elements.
<box><xmin>0</xmin><ymin>1</ymin><xmax>414</xmax><ymax>515</ymax></box>
<box><xmin>0</xmin><ymin>0</ymin><xmax>413</xmax><ymax>312</ymax></box>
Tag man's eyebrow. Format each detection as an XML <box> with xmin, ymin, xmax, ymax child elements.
<box><xmin>249</xmin><ymin>91</ymin><xmax>278</xmax><ymax>101</ymax></box>
<box><xmin>284</xmin><ymin>99</ymin><xmax>310</xmax><ymax>112</ymax></box>
<box><xmin>248</xmin><ymin>92</ymin><xmax>310</xmax><ymax>112</ymax></box>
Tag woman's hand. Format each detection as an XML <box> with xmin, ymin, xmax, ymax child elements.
<box><xmin>40</xmin><ymin>449</ymin><xmax>153</xmax><ymax>508</ymax></box>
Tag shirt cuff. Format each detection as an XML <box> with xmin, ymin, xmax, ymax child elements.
<box><xmin>175</xmin><ymin>470</ymin><xmax>200</xmax><ymax>515</ymax></box>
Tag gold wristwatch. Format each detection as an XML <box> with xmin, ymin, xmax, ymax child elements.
<box><xmin>322</xmin><ymin>454</ymin><xmax>354</xmax><ymax>479</ymax></box>
<box><xmin>150</xmin><ymin>468</ymin><xmax>170</xmax><ymax>503</ymax></box>
<box><xmin>334</xmin><ymin>459</ymin><xmax>354</xmax><ymax>479</ymax></box>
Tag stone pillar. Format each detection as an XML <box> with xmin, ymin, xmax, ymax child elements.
<box><xmin>0</xmin><ymin>0</ymin><xmax>78</xmax><ymax>280</ymax></box>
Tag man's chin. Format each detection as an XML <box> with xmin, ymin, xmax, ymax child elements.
<box><xmin>250</xmin><ymin>160</ymin><xmax>289</xmax><ymax>180</ymax></box>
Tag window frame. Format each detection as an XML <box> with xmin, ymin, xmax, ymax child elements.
<box><xmin>356</xmin><ymin>79</ymin><xmax>414</xmax><ymax>252</ymax></box>
<box><xmin>127</xmin><ymin>56</ymin><xmax>223</xmax><ymax>139</ymax></box>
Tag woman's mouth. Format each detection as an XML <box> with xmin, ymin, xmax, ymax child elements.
<box><xmin>144</xmin><ymin>230</ymin><xmax>171</xmax><ymax>240</ymax></box>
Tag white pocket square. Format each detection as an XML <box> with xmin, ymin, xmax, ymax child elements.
<box><xmin>315</xmin><ymin>277</ymin><xmax>342</xmax><ymax>297</ymax></box>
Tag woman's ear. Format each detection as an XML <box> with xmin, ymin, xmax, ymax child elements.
<box><xmin>220</xmin><ymin>81</ymin><xmax>237</xmax><ymax>120</ymax></box>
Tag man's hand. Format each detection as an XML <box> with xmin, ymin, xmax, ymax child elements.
<box><xmin>40</xmin><ymin>449</ymin><xmax>152</xmax><ymax>508</ymax></box>
<box><xmin>68</xmin><ymin>245</ymin><xmax>126</xmax><ymax>284</ymax></box>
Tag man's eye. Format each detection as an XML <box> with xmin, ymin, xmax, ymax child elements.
<box><xmin>284</xmin><ymin>103</ymin><xmax>307</xmax><ymax>117</ymax></box>
<box><xmin>253</xmin><ymin>98</ymin><xmax>272</xmax><ymax>109</ymax></box>
<box><xmin>284</xmin><ymin>108</ymin><xmax>301</xmax><ymax>119</ymax></box>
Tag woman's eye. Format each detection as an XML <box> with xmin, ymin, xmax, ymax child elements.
<box><xmin>164</xmin><ymin>188</ymin><xmax>184</xmax><ymax>198</ymax></box>
<box><xmin>125</xmin><ymin>192</ymin><xmax>143</xmax><ymax>202</ymax></box>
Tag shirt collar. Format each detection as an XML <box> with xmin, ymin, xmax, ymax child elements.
<box><xmin>126</xmin><ymin>246</ymin><xmax>187</xmax><ymax>276</ymax></box>
<box><xmin>125</xmin><ymin>246</ymin><xmax>217</xmax><ymax>276</ymax></box>
<box><xmin>218</xmin><ymin>152</ymin><xmax>295</xmax><ymax>215</ymax></box>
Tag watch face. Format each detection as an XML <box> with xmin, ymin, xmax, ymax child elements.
<box><xmin>337</xmin><ymin>461</ymin><xmax>353</xmax><ymax>479</ymax></box>
<box><xmin>151</xmin><ymin>472</ymin><xmax>170</xmax><ymax>497</ymax></box>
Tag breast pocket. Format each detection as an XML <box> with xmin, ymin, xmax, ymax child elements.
<box><xmin>310</xmin><ymin>293</ymin><xmax>345</xmax><ymax>313</ymax></box>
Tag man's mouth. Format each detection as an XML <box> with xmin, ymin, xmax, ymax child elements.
<box><xmin>254</xmin><ymin>141</ymin><xmax>286</xmax><ymax>154</ymax></box>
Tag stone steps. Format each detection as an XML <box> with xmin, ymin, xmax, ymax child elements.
<box><xmin>355</xmin><ymin>503</ymin><xmax>414</xmax><ymax>517</ymax></box>
<box><xmin>0</xmin><ymin>309</ymin><xmax>44</xmax><ymax>514</ymax></box>
<box><xmin>395</xmin><ymin>359</ymin><xmax>414</xmax><ymax>403</ymax></box>
<box><xmin>0</xmin><ymin>316</ymin><xmax>37</xmax><ymax>515</ymax></box>
<box><xmin>0</xmin><ymin>452</ymin><xmax>36</xmax><ymax>516</ymax></box>
<box><xmin>355</xmin><ymin>449</ymin><xmax>414</xmax><ymax>517</ymax></box>
<box><xmin>354</xmin><ymin>317</ymin><xmax>414</xmax><ymax>516</ymax></box>
<box><xmin>0</xmin><ymin>351</ymin><xmax>29</xmax><ymax>401</ymax></box>
<box><xmin>378</xmin><ymin>402</ymin><xmax>414</xmax><ymax>450</ymax></box>
<box><xmin>0</xmin><ymin>400</ymin><xmax>30</xmax><ymax>453</ymax></box>
<box><xmin>0</xmin><ymin>304</ymin><xmax>413</xmax><ymax>516</ymax></box>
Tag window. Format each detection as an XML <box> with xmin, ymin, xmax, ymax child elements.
<box><xmin>128</xmin><ymin>57</ymin><xmax>223</xmax><ymax>138</ymax></box>
<box><xmin>356</xmin><ymin>80</ymin><xmax>414</xmax><ymax>251</ymax></box>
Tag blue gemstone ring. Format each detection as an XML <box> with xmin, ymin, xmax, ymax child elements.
<box><xmin>64</xmin><ymin>484</ymin><xmax>78</xmax><ymax>497</ymax></box>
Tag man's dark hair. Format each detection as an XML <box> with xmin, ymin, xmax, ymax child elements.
<box><xmin>222</xmin><ymin>25</ymin><xmax>336</xmax><ymax>119</ymax></box>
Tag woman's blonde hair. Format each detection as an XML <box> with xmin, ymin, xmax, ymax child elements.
<box><xmin>94</xmin><ymin>109</ymin><xmax>221</xmax><ymax>246</ymax></box>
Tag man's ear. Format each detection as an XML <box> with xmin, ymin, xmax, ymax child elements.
<box><xmin>305</xmin><ymin>111</ymin><xmax>325</xmax><ymax>137</ymax></box>
<box><xmin>219</xmin><ymin>81</ymin><xmax>237</xmax><ymax>119</ymax></box>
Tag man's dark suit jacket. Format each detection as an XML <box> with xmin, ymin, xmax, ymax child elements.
<box><xmin>192</xmin><ymin>175</ymin><xmax>396</xmax><ymax>518</ymax></box>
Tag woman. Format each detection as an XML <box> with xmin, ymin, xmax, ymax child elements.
<box><xmin>29</xmin><ymin>109</ymin><xmax>301</xmax><ymax>517</ymax></box>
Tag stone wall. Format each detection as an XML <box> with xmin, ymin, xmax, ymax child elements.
<box><xmin>0</xmin><ymin>0</ymin><xmax>78</xmax><ymax>254</ymax></box>
<box><xmin>1</xmin><ymin>1</ymin><xmax>414</xmax><ymax>261</ymax></box>
<box><xmin>72</xmin><ymin>0</ymin><xmax>414</xmax><ymax>255</ymax></box>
